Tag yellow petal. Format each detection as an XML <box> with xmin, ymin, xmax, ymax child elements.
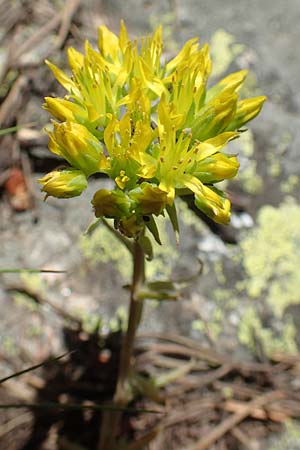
<box><xmin>119</xmin><ymin>20</ymin><xmax>130</xmax><ymax>53</ymax></box>
<box><xmin>45</xmin><ymin>60</ymin><xmax>75</xmax><ymax>92</ymax></box>
<box><xmin>67</xmin><ymin>47</ymin><xmax>84</xmax><ymax>72</ymax></box>
<box><xmin>98</xmin><ymin>25</ymin><xmax>119</xmax><ymax>60</ymax></box>
<box><xmin>206</xmin><ymin>70</ymin><xmax>248</xmax><ymax>101</ymax></box>
<box><xmin>226</xmin><ymin>96</ymin><xmax>267</xmax><ymax>131</ymax></box>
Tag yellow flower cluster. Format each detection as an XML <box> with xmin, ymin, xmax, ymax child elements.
<box><xmin>39</xmin><ymin>22</ymin><xmax>265</xmax><ymax>238</ymax></box>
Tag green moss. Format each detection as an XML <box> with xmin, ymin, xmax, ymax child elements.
<box><xmin>239</xmin><ymin>129</ymin><xmax>255</xmax><ymax>157</ymax></box>
<box><xmin>280</xmin><ymin>174</ymin><xmax>299</xmax><ymax>193</ymax></box>
<box><xmin>210</xmin><ymin>29</ymin><xmax>245</xmax><ymax>78</ymax></box>
<box><xmin>238</xmin><ymin>306</ymin><xmax>298</xmax><ymax>356</ymax></box>
<box><xmin>278</xmin><ymin>131</ymin><xmax>292</xmax><ymax>153</ymax></box>
<box><xmin>79</xmin><ymin>222</ymin><xmax>132</xmax><ymax>281</ymax></box>
<box><xmin>267</xmin><ymin>421</ymin><xmax>300</xmax><ymax>450</ymax></box>
<box><xmin>267</xmin><ymin>157</ymin><xmax>282</xmax><ymax>177</ymax></box>
<box><xmin>235</xmin><ymin>130</ymin><xmax>263</xmax><ymax>194</ymax></box>
<box><xmin>79</xmin><ymin>217</ymin><xmax>179</xmax><ymax>283</ymax></box>
<box><xmin>213</xmin><ymin>261</ymin><xmax>226</xmax><ymax>284</ymax></box>
<box><xmin>27</xmin><ymin>324</ymin><xmax>44</xmax><ymax>338</ymax></box>
<box><xmin>13</xmin><ymin>292</ymin><xmax>39</xmax><ymax>312</ymax></box>
<box><xmin>149</xmin><ymin>12</ymin><xmax>178</xmax><ymax>53</ymax></box>
<box><xmin>213</xmin><ymin>288</ymin><xmax>231</xmax><ymax>302</ymax></box>
<box><xmin>241</xmin><ymin>198</ymin><xmax>300</xmax><ymax>317</ymax></box>
<box><xmin>20</xmin><ymin>272</ymin><xmax>46</xmax><ymax>295</ymax></box>
<box><xmin>238</xmin><ymin>160</ymin><xmax>263</xmax><ymax>194</ymax></box>
<box><xmin>2</xmin><ymin>336</ymin><xmax>18</xmax><ymax>357</ymax></box>
<box><xmin>192</xmin><ymin>304</ymin><xmax>223</xmax><ymax>341</ymax></box>
<box><xmin>239</xmin><ymin>70</ymin><xmax>262</xmax><ymax>98</ymax></box>
<box><xmin>176</xmin><ymin>198</ymin><xmax>206</xmax><ymax>233</ymax></box>
<box><xmin>192</xmin><ymin>319</ymin><xmax>205</xmax><ymax>333</ymax></box>
<box><xmin>109</xmin><ymin>306</ymin><xmax>128</xmax><ymax>332</ymax></box>
<box><xmin>74</xmin><ymin>309</ymin><xmax>103</xmax><ymax>334</ymax></box>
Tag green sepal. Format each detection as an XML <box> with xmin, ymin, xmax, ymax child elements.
<box><xmin>84</xmin><ymin>218</ymin><xmax>101</xmax><ymax>235</ymax></box>
<box><xmin>145</xmin><ymin>215</ymin><xmax>161</xmax><ymax>245</ymax></box>
<box><xmin>166</xmin><ymin>202</ymin><xmax>179</xmax><ymax>244</ymax></box>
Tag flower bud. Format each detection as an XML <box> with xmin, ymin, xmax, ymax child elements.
<box><xmin>48</xmin><ymin>121</ymin><xmax>104</xmax><ymax>177</ymax></box>
<box><xmin>226</xmin><ymin>96</ymin><xmax>266</xmax><ymax>131</ymax></box>
<box><xmin>43</xmin><ymin>97</ymin><xmax>86</xmax><ymax>123</ymax></box>
<box><xmin>92</xmin><ymin>189</ymin><xmax>131</xmax><ymax>218</ymax></box>
<box><xmin>38</xmin><ymin>169</ymin><xmax>87</xmax><ymax>198</ymax></box>
<box><xmin>195</xmin><ymin>185</ymin><xmax>231</xmax><ymax>225</ymax></box>
<box><xmin>118</xmin><ymin>215</ymin><xmax>144</xmax><ymax>238</ymax></box>
<box><xmin>195</xmin><ymin>154</ymin><xmax>239</xmax><ymax>183</ymax></box>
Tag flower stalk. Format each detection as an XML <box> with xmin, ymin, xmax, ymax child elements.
<box><xmin>99</xmin><ymin>237</ymin><xmax>145</xmax><ymax>450</ymax></box>
<box><xmin>115</xmin><ymin>237</ymin><xmax>145</xmax><ymax>406</ymax></box>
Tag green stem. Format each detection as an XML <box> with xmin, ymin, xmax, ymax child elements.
<box><xmin>99</xmin><ymin>239</ymin><xmax>145</xmax><ymax>450</ymax></box>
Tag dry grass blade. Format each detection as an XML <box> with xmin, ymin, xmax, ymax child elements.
<box><xmin>56</xmin><ymin>0</ymin><xmax>81</xmax><ymax>49</ymax></box>
<box><xmin>12</xmin><ymin>14</ymin><xmax>61</xmax><ymax>63</ymax></box>
<box><xmin>0</xmin><ymin>75</ymin><xmax>29</xmax><ymax>127</ymax></box>
<box><xmin>124</xmin><ymin>427</ymin><xmax>161</xmax><ymax>450</ymax></box>
<box><xmin>0</xmin><ymin>412</ymin><xmax>32</xmax><ymax>439</ymax></box>
<box><xmin>187</xmin><ymin>391</ymin><xmax>284</xmax><ymax>450</ymax></box>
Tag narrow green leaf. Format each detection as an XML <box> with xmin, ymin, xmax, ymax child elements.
<box><xmin>0</xmin><ymin>269</ymin><xmax>66</xmax><ymax>274</ymax></box>
<box><xmin>137</xmin><ymin>290</ymin><xmax>178</xmax><ymax>301</ymax></box>
<box><xmin>131</xmin><ymin>373</ymin><xmax>163</xmax><ymax>403</ymax></box>
<box><xmin>138</xmin><ymin>235</ymin><xmax>153</xmax><ymax>261</ymax></box>
<box><xmin>145</xmin><ymin>215</ymin><xmax>161</xmax><ymax>245</ymax></box>
<box><xmin>0</xmin><ymin>402</ymin><xmax>164</xmax><ymax>414</ymax></box>
<box><xmin>166</xmin><ymin>202</ymin><xmax>180</xmax><ymax>244</ymax></box>
<box><xmin>0</xmin><ymin>125</ymin><xmax>21</xmax><ymax>136</ymax></box>
<box><xmin>84</xmin><ymin>217</ymin><xmax>102</xmax><ymax>235</ymax></box>
<box><xmin>0</xmin><ymin>123</ymin><xmax>35</xmax><ymax>137</ymax></box>
<box><xmin>156</xmin><ymin>359</ymin><xmax>195</xmax><ymax>387</ymax></box>
<box><xmin>147</xmin><ymin>280</ymin><xmax>176</xmax><ymax>291</ymax></box>
<box><xmin>0</xmin><ymin>351</ymin><xmax>74</xmax><ymax>384</ymax></box>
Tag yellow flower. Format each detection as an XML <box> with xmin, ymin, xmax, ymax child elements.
<box><xmin>103</xmin><ymin>108</ymin><xmax>156</xmax><ymax>186</ymax></box>
<box><xmin>38</xmin><ymin>169</ymin><xmax>87</xmax><ymax>198</ymax></box>
<box><xmin>42</xmin><ymin>22</ymin><xmax>266</xmax><ymax>233</ymax></box>
<box><xmin>130</xmin><ymin>183</ymin><xmax>168</xmax><ymax>216</ymax></box>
